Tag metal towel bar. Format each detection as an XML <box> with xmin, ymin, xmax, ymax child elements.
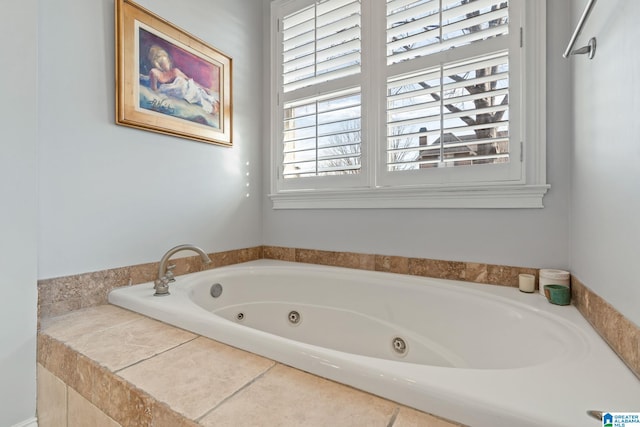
<box><xmin>563</xmin><ymin>0</ymin><xmax>598</xmax><ymax>59</ymax></box>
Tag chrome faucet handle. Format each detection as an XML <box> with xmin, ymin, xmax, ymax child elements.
<box><xmin>165</xmin><ymin>264</ymin><xmax>176</xmax><ymax>282</ymax></box>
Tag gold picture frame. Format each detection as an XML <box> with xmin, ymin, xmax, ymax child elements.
<box><xmin>115</xmin><ymin>0</ymin><xmax>232</xmax><ymax>146</ymax></box>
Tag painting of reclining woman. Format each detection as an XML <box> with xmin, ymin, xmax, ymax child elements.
<box><xmin>116</xmin><ymin>0</ymin><xmax>232</xmax><ymax>145</ymax></box>
<box><xmin>138</xmin><ymin>27</ymin><xmax>221</xmax><ymax>129</ymax></box>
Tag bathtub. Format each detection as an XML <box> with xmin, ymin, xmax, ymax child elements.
<box><xmin>108</xmin><ymin>260</ymin><xmax>640</xmax><ymax>427</ymax></box>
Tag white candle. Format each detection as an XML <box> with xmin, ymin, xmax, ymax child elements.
<box><xmin>519</xmin><ymin>274</ymin><xmax>535</xmax><ymax>293</ymax></box>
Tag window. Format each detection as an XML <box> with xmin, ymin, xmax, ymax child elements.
<box><xmin>270</xmin><ymin>0</ymin><xmax>548</xmax><ymax>208</ymax></box>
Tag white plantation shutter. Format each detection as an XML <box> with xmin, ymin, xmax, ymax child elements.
<box><xmin>278</xmin><ymin>0</ymin><xmax>363</xmax><ymax>182</ymax></box>
<box><xmin>282</xmin><ymin>0</ymin><xmax>361</xmax><ymax>92</ymax></box>
<box><xmin>385</xmin><ymin>0</ymin><xmax>514</xmax><ymax>180</ymax></box>
<box><xmin>386</xmin><ymin>0</ymin><xmax>509</xmax><ymax>65</ymax></box>
<box><xmin>386</xmin><ymin>51</ymin><xmax>510</xmax><ymax>171</ymax></box>
<box><xmin>271</xmin><ymin>0</ymin><xmax>547</xmax><ymax>208</ymax></box>
<box><xmin>282</xmin><ymin>88</ymin><xmax>361</xmax><ymax>178</ymax></box>
<box><xmin>387</xmin><ymin>66</ymin><xmax>442</xmax><ymax>170</ymax></box>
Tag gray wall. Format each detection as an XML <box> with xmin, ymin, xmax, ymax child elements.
<box><xmin>0</xmin><ymin>0</ymin><xmax>38</xmax><ymax>425</ymax></box>
<box><xmin>570</xmin><ymin>0</ymin><xmax>640</xmax><ymax>325</ymax></box>
<box><xmin>1</xmin><ymin>0</ymin><xmax>267</xmax><ymax>422</ymax></box>
<box><xmin>262</xmin><ymin>2</ymin><xmax>573</xmax><ymax>270</ymax></box>
<box><xmin>38</xmin><ymin>0</ymin><xmax>265</xmax><ymax>280</ymax></box>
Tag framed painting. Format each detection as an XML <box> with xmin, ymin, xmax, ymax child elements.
<box><xmin>115</xmin><ymin>0</ymin><xmax>232</xmax><ymax>146</ymax></box>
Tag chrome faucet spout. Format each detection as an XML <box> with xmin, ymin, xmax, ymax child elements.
<box><xmin>154</xmin><ymin>244</ymin><xmax>212</xmax><ymax>296</ymax></box>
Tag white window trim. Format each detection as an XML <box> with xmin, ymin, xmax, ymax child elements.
<box><xmin>269</xmin><ymin>0</ymin><xmax>549</xmax><ymax>209</ymax></box>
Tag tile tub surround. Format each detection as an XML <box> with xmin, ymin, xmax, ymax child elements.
<box><xmin>37</xmin><ymin>305</ymin><xmax>464</xmax><ymax>427</ymax></box>
<box><xmin>37</xmin><ymin>245</ymin><xmax>538</xmax><ymax>321</ymax></box>
<box><xmin>572</xmin><ymin>276</ymin><xmax>640</xmax><ymax>379</ymax></box>
<box><xmin>37</xmin><ymin>245</ymin><xmax>640</xmax><ymax>378</ymax></box>
<box><xmin>38</xmin><ymin>246</ymin><xmax>264</xmax><ymax>319</ymax></box>
<box><xmin>263</xmin><ymin>246</ymin><xmax>539</xmax><ymax>285</ymax></box>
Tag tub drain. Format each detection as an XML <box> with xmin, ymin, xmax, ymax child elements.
<box><xmin>236</xmin><ymin>312</ymin><xmax>244</xmax><ymax>321</ymax></box>
<box><xmin>392</xmin><ymin>337</ymin><xmax>407</xmax><ymax>355</ymax></box>
<box><xmin>288</xmin><ymin>310</ymin><xmax>301</xmax><ymax>325</ymax></box>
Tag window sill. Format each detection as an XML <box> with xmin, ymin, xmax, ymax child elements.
<box><xmin>269</xmin><ymin>184</ymin><xmax>550</xmax><ymax>209</ymax></box>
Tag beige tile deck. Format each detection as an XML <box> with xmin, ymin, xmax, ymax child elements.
<box><xmin>394</xmin><ymin>406</ymin><xmax>464</xmax><ymax>427</ymax></box>
<box><xmin>118</xmin><ymin>336</ymin><xmax>275</xmax><ymax>420</ymax></box>
<box><xmin>40</xmin><ymin>305</ymin><xmax>463</xmax><ymax>427</ymax></box>
<box><xmin>40</xmin><ymin>305</ymin><xmax>142</xmax><ymax>342</ymax></box>
<box><xmin>62</xmin><ymin>315</ymin><xmax>197</xmax><ymax>371</ymax></box>
<box><xmin>199</xmin><ymin>363</ymin><xmax>397</xmax><ymax>427</ymax></box>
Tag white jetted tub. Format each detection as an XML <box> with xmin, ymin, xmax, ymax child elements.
<box><xmin>108</xmin><ymin>260</ymin><xmax>640</xmax><ymax>426</ymax></box>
